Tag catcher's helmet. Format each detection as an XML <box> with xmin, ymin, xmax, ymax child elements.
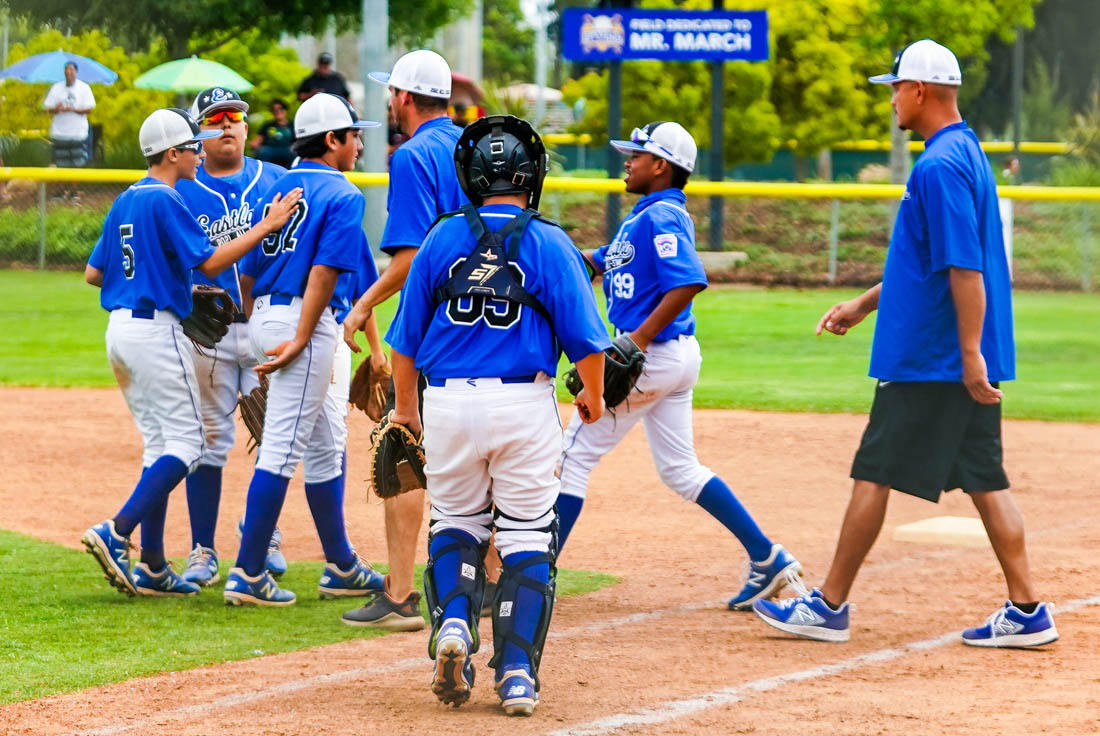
<box><xmin>454</xmin><ymin>114</ymin><xmax>548</xmax><ymax>209</ymax></box>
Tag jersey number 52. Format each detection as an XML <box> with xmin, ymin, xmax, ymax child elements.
<box><xmin>260</xmin><ymin>200</ymin><xmax>308</xmax><ymax>256</ymax></box>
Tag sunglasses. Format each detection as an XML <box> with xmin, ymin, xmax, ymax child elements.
<box><xmin>630</xmin><ymin>126</ymin><xmax>677</xmax><ymax>162</ymax></box>
<box><xmin>202</xmin><ymin>110</ymin><xmax>245</xmax><ymax>126</ymax></box>
<box><xmin>174</xmin><ymin>141</ymin><xmax>203</xmax><ymax>153</ymax></box>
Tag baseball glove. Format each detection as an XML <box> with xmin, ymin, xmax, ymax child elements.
<box><xmin>238</xmin><ymin>374</ymin><xmax>269</xmax><ymax>453</ymax></box>
<box><xmin>349</xmin><ymin>355</ymin><xmax>392</xmax><ymax>422</ymax></box>
<box><xmin>182</xmin><ymin>285</ymin><xmax>238</xmax><ymax>350</ymax></box>
<box><xmin>367</xmin><ymin>412</ymin><xmax>426</xmax><ymax>500</ymax></box>
<box><xmin>563</xmin><ymin>334</ymin><xmax>646</xmax><ymax>409</ymax></box>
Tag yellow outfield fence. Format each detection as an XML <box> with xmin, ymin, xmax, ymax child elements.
<box><xmin>0</xmin><ymin>167</ymin><xmax>1095</xmax><ymax>291</ymax></box>
<box><xmin>542</xmin><ymin>135</ymin><xmax>1072</xmax><ymax>155</ymax></box>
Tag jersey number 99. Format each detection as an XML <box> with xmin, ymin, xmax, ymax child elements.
<box><xmin>120</xmin><ymin>224</ymin><xmax>135</xmax><ymax>279</ymax></box>
<box><xmin>611</xmin><ymin>271</ymin><xmax>634</xmax><ymax>299</ymax></box>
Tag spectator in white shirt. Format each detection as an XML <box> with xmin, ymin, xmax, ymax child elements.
<box><xmin>43</xmin><ymin>61</ymin><xmax>96</xmax><ymax>168</ymax></box>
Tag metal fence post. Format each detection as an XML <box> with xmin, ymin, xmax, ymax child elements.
<box><xmin>1082</xmin><ymin>203</ymin><xmax>1093</xmax><ymax>292</ymax></box>
<box><xmin>827</xmin><ymin>199</ymin><xmax>840</xmax><ymax>284</ymax></box>
<box><xmin>38</xmin><ymin>182</ymin><xmax>47</xmax><ymax>270</ymax></box>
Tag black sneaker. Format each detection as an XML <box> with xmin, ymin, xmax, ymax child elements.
<box><xmin>342</xmin><ymin>589</ymin><xmax>426</xmax><ymax>631</ymax></box>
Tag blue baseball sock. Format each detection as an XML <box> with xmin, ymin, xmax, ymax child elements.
<box><xmin>237</xmin><ymin>469</ymin><xmax>290</xmax><ymax>576</ymax></box>
<box><xmin>114</xmin><ymin>455</ymin><xmax>188</xmax><ymax>537</ymax></box>
<box><xmin>139</xmin><ymin>494</ymin><xmax>169</xmax><ymax>570</ymax></box>
<box><xmin>428</xmin><ymin>529</ymin><xmax>480</xmax><ymax>622</ymax></box>
<box><xmin>696</xmin><ymin>476</ymin><xmax>772</xmax><ymax>561</ymax></box>
<box><xmin>555</xmin><ymin>493</ymin><xmax>584</xmax><ymax>553</ymax></box>
<box><xmin>501</xmin><ymin>550</ymin><xmax>550</xmax><ymax>672</ymax></box>
<box><xmin>305</xmin><ymin>469</ymin><xmax>355</xmax><ymax>570</ymax></box>
<box><xmin>185</xmin><ymin>464</ymin><xmax>222</xmax><ymax>549</ymax></box>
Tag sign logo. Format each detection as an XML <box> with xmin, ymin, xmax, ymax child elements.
<box><xmin>580</xmin><ymin>13</ymin><xmax>626</xmax><ymax>54</ymax></box>
<box><xmin>654</xmin><ymin>233</ymin><xmax>678</xmax><ymax>258</ymax></box>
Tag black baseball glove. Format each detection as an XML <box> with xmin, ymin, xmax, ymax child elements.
<box><xmin>182</xmin><ymin>285</ymin><xmax>238</xmax><ymax>350</ymax></box>
<box><xmin>563</xmin><ymin>334</ymin><xmax>646</xmax><ymax>409</ymax></box>
<box><xmin>367</xmin><ymin>412</ymin><xmax>427</xmax><ymax>499</ymax></box>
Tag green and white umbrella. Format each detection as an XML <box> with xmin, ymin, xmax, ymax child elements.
<box><xmin>134</xmin><ymin>56</ymin><xmax>253</xmax><ymax>94</ymax></box>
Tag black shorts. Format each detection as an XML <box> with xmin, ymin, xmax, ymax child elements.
<box><xmin>850</xmin><ymin>380</ymin><xmax>1009</xmax><ymax>502</ymax></box>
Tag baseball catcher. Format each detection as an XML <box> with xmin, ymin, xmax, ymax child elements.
<box><xmin>367</xmin><ymin>411</ymin><xmax>427</xmax><ymax>499</ymax></box>
<box><xmin>564</xmin><ymin>333</ymin><xmax>645</xmax><ymax>409</ymax></box>
<box><xmin>181</xmin><ymin>284</ymin><xmax>238</xmax><ymax>349</ymax></box>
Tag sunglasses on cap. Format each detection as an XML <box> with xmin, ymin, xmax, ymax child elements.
<box><xmin>630</xmin><ymin>125</ymin><xmax>677</xmax><ymax>161</ymax></box>
<box><xmin>174</xmin><ymin>141</ymin><xmax>203</xmax><ymax>153</ymax></box>
<box><xmin>202</xmin><ymin>110</ymin><xmax>245</xmax><ymax>126</ymax></box>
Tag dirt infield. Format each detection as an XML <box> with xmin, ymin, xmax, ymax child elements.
<box><xmin>2</xmin><ymin>386</ymin><xmax>1098</xmax><ymax>735</ymax></box>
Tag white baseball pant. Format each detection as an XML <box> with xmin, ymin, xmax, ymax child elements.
<box><xmin>189</xmin><ymin>320</ymin><xmax>260</xmax><ymax>467</ymax></box>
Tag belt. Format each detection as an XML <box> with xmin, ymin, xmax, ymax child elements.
<box><xmin>131</xmin><ymin>309</ymin><xmax>155</xmax><ymax>319</ymax></box>
<box><xmin>270</xmin><ymin>294</ymin><xmax>295</xmax><ymax>306</ymax></box>
<box><xmin>232</xmin><ymin>313</ymin><xmax>248</xmax><ymax>324</ymax></box>
<box><xmin>426</xmin><ymin>374</ymin><xmax>538</xmax><ymax>388</ymax></box>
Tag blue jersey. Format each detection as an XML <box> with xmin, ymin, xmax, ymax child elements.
<box><xmin>871</xmin><ymin>122</ymin><xmax>1015</xmax><ymax>382</ymax></box>
<box><xmin>379</xmin><ymin>116</ymin><xmax>468</xmax><ymax>255</ymax></box>
<box><xmin>332</xmin><ymin>238</ymin><xmax>381</xmax><ymax>324</ymax></box>
<box><xmin>243</xmin><ymin>160</ymin><xmax>363</xmax><ymax>300</ymax></box>
<box><xmin>88</xmin><ymin>177</ymin><xmax>216</xmax><ymax>319</ymax></box>
<box><xmin>592</xmin><ymin>188</ymin><xmax>708</xmax><ymax>342</ymax></box>
<box><xmin>176</xmin><ymin>157</ymin><xmax>286</xmax><ymax>308</ymax></box>
<box><xmin>386</xmin><ymin>204</ymin><xmax>610</xmax><ymax>378</ymax></box>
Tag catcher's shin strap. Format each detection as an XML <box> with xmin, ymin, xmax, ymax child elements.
<box><xmin>431</xmin><ymin>203</ymin><xmax>553</xmax><ymax>326</ymax></box>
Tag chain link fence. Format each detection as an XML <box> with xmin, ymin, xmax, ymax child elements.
<box><xmin>0</xmin><ymin>170</ymin><xmax>1096</xmax><ymax>291</ymax></box>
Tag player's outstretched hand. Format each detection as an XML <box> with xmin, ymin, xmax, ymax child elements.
<box><xmin>255</xmin><ymin>338</ymin><xmax>307</xmax><ymax>375</ymax></box>
<box><xmin>816</xmin><ymin>298</ymin><xmax>869</xmax><ymax>336</ymax></box>
<box><xmin>574</xmin><ymin>387</ymin><xmax>604</xmax><ymax>424</ymax></box>
<box><xmin>961</xmin><ymin>351</ymin><xmax>1003</xmax><ymax>405</ymax></box>
<box><xmin>342</xmin><ymin>302</ymin><xmax>373</xmax><ymax>353</ymax></box>
<box><xmin>260</xmin><ymin>189</ymin><xmax>304</xmax><ymax>233</ymax></box>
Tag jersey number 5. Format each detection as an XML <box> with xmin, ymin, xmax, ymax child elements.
<box><xmin>260</xmin><ymin>200</ymin><xmax>308</xmax><ymax>256</ymax></box>
<box><xmin>120</xmin><ymin>224</ymin><xmax>135</xmax><ymax>279</ymax></box>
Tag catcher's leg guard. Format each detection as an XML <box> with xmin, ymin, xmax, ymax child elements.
<box><xmin>488</xmin><ymin>547</ymin><xmax>557</xmax><ymax>690</ymax></box>
<box><xmin>424</xmin><ymin>527</ymin><xmax>488</xmax><ymax>659</ymax></box>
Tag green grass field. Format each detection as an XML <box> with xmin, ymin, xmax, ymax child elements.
<box><xmin>3</xmin><ymin>270</ymin><xmax>1098</xmax><ymax>421</ymax></box>
<box><xmin>0</xmin><ymin>529</ymin><xmax>616</xmax><ymax>705</ymax></box>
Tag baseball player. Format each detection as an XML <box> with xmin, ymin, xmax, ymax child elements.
<box><xmin>557</xmin><ymin>122</ymin><xmax>802</xmax><ymax>611</ymax></box>
<box><xmin>341</xmin><ymin>49</ymin><xmax>474</xmax><ymax>630</ymax></box>
<box><xmin>386</xmin><ymin>114</ymin><xmax>609</xmax><ymax>716</ymax></box>
<box><xmin>754</xmin><ymin>40</ymin><xmax>1057</xmax><ymax>647</ymax></box>
<box><xmin>224</xmin><ymin>93</ymin><xmax>386</xmax><ymax>606</ymax></box>
<box><xmin>174</xmin><ymin>87</ymin><xmax>288</xmax><ymax>586</ymax></box>
<box><xmin>81</xmin><ymin>108</ymin><xmax>301</xmax><ymax>597</ymax></box>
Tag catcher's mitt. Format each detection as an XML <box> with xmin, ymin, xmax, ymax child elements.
<box><xmin>349</xmin><ymin>355</ymin><xmax>392</xmax><ymax>422</ymax></box>
<box><xmin>563</xmin><ymin>334</ymin><xmax>646</xmax><ymax>409</ymax></box>
<box><xmin>367</xmin><ymin>412</ymin><xmax>426</xmax><ymax>500</ymax></box>
<box><xmin>238</xmin><ymin>374</ymin><xmax>269</xmax><ymax>453</ymax></box>
<box><xmin>182</xmin><ymin>285</ymin><xmax>238</xmax><ymax>350</ymax></box>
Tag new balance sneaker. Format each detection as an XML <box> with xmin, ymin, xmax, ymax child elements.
<box><xmin>431</xmin><ymin>618</ymin><xmax>475</xmax><ymax>707</ymax></box>
<box><xmin>81</xmin><ymin>520</ymin><xmax>136</xmax><ymax>596</ymax></box>
<box><xmin>962</xmin><ymin>602</ymin><xmax>1058</xmax><ymax>648</ymax></box>
<box><xmin>728</xmin><ymin>543</ymin><xmax>802</xmax><ymax>610</ymax></box>
<box><xmin>181</xmin><ymin>545</ymin><xmax>220</xmax><ymax>587</ymax></box>
<box><xmin>341</xmin><ymin>587</ymin><xmax>427</xmax><ymax>631</ymax></box>
<box><xmin>223</xmin><ymin>567</ymin><xmax>296</xmax><ymax>606</ymax></box>
<box><xmin>132</xmin><ymin>562</ymin><xmax>201</xmax><ymax>597</ymax></box>
<box><xmin>496</xmin><ymin>667</ymin><xmax>538</xmax><ymax>717</ymax></box>
<box><xmin>237</xmin><ymin>519</ymin><xmax>287</xmax><ymax>577</ymax></box>
<box><xmin>752</xmin><ymin>572</ymin><xmax>850</xmax><ymax>642</ymax></box>
<box><xmin>318</xmin><ymin>554</ymin><xmax>385</xmax><ymax>599</ymax></box>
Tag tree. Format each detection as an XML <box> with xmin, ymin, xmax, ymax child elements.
<box><xmin>482</xmin><ymin>0</ymin><xmax>535</xmax><ymax>84</ymax></box>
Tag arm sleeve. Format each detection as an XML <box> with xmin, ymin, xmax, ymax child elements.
<box><xmin>384</xmin><ymin>235</ymin><xmax>437</xmax><ymax>358</ymax></box>
<box><xmin>651</xmin><ymin>212</ymin><xmax>708</xmax><ymax>292</ymax></box>
<box><xmin>313</xmin><ymin>192</ymin><xmax>363</xmax><ymax>272</ymax></box>
<box><xmin>81</xmin><ymin>84</ymin><xmax>96</xmax><ymax>110</ymax></box>
<box><xmin>591</xmin><ymin>244</ymin><xmax>610</xmax><ymax>271</ymax></box>
<box><xmin>379</xmin><ymin>148</ymin><xmax>436</xmax><ymax>254</ymax></box>
<box><xmin>88</xmin><ymin>226</ymin><xmax>108</xmax><ymax>270</ymax></box>
<box><xmin>43</xmin><ymin>84</ymin><xmax>60</xmax><ymax>109</ymax></box>
<box><xmin>921</xmin><ymin>160</ymin><xmax>983</xmax><ymax>273</ymax></box>
<box><xmin>541</xmin><ymin>231</ymin><xmax>613</xmax><ymax>362</ymax></box>
<box><xmin>159</xmin><ymin>193</ymin><xmax>217</xmax><ymax>270</ymax></box>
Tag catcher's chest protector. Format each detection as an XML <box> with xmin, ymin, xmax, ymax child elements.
<box><xmin>432</xmin><ymin>204</ymin><xmax>552</xmax><ymax>324</ymax></box>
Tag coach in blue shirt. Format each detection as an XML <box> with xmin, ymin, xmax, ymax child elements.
<box><xmin>753</xmin><ymin>39</ymin><xmax>1057</xmax><ymax>649</ymax></box>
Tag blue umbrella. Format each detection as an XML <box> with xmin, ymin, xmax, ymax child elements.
<box><xmin>0</xmin><ymin>50</ymin><xmax>118</xmax><ymax>85</ymax></box>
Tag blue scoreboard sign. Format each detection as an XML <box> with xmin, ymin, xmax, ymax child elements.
<box><xmin>561</xmin><ymin>8</ymin><xmax>768</xmax><ymax>63</ymax></box>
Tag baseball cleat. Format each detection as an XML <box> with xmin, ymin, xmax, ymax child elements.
<box><xmin>82</xmin><ymin>520</ymin><xmax>137</xmax><ymax>596</ymax></box>
<box><xmin>223</xmin><ymin>567</ymin><xmax>296</xmax><ymax>606</ymax></box>
<box><xmin>237</xmin><ymin>519</ymin><xmax>287</xmax><ymax>578</ymax></box>
<box><xmin>181</xmin><ymin>544</ymin><xmax>220</xmax><ymax>587</ymax></box>
<box><xmin>728</xmin><ymin>543</ymin><xmax>802</xmax><ymax>610</ymax></box>
<box><xmin>962</xmin><ymin>602</ymin><xmax>1058</xmax><ymax>648</ymax></box>
<box><xmin>318</xmin><ymin>554</ymin><xmax>385</xmax><ymax>598</ymax></box>
<box><xmin>752</xmin><ymin>571</ymin><xmax>849</xmax><ymax>642</ymax></box>
<box><xmin>133</xmin><ymin>562</ymin><xmax>201</xmax><ymax>597</ymax></box>
<box><xmin>496</xmin><ymin>668</ymin><xmax>538</xmax><ymax>717</ymax></box>
<box><xmin>431</xmin><ymin>618</ymin><xmax>475</xmax><ymax>707</ymax></box>
<box><xmin>341</xmin><ymin>588</ymin><xmax>427</xmax><ymax>631</ymax></box>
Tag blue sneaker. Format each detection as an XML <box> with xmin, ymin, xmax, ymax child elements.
<box><xmin>133</xmin><ymin>562</ymin><xmax>201</xmax><ymax>597</ymax></box>
<box><xmin>237</xmin><ymin>519</ymin><xmax>288</xmax><ymax>578</ymax></box>
<box><xmin>728</xmin><ymin>543</ymin><xmax>802</xmax><ymax>610</ymax></box>
<box><xmin>82</xmin><ymin>520</ymin><xmax>136</xmax><ymax>596</ymax></box>
<box><xmin>962</xmin><ymin>602</ymin><xmax>1058</xmax><ymax>648</ymax></box>
<box><xmin>181</xmin><ymin>545</ymin><xmax>220</xmax><ymax>587</ymax></box>
<box><xmin>753</xmin><ymin>573</ymin><xmax>850</xmax><ymax>642</ymax></box>
<box><xmin>432</xmin><ymin>618</ymin><xmax>475</xmax><ymax>707</ymax></box>
<box><xmin>496</xmin><ymin>667</ymin><xmax>538</xmax><ymax>717</ymax></box>
<box><xmin>318</xmin><ymin>554</ymin><xmax>385</xmax><ymax>599</ymax></box>
<box><xmin>223</xmin><ymin>567</ymin><xmax>296</xmax><ymax>606</ymax></box>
